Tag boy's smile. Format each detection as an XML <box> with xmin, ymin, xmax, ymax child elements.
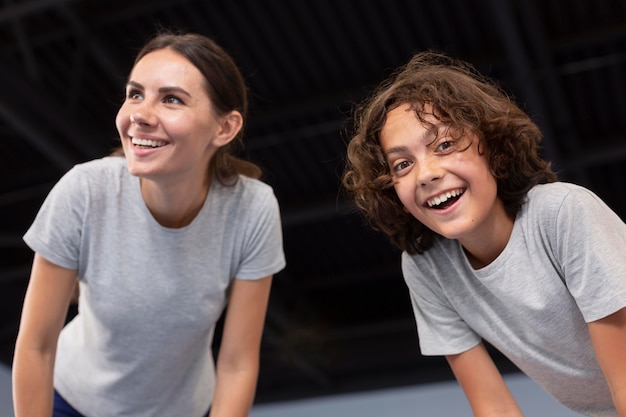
<box><xmin>380</xmin><ymin>103</ymin><xmax>514</xmax><ymax>266</ymax></box>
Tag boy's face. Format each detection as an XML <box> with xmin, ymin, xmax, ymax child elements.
<box><xmin>380</xmin><ymin>103</ymin><xmax>513</xmax><ymax>255</ymax></box>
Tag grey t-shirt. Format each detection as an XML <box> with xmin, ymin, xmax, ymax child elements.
<box><xmin>23</xmin><ymin>156</ymin><xmax>286</xmax><ymax>417</ymax></box>
<box><xmin>403</xmin><ymin>182</ymin><xmax>626</xmax><ymax>417</ymax></box>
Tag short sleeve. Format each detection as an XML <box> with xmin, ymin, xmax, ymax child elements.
<box><xmin>235</xmin><ymin>187</ymin><xmax>286</xmax><ymax>280</ymax></box>
<box><xmin>402</xmin><ymin>252</ymin><xmax>481</xmax><ymax>356</ymax></box>
<box><xmin>555</xmin><ymin>187</ymin><xmax>626</xmax><ymax>322</ymax></box>
<box><xmin>23</xmin><ymin>166</ymin><xmax>86</xmax><ymax>270</ymax></box>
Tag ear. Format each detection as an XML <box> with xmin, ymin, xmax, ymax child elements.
<box><xmin>212</xmin><ymin>110</ymin><xmax>243</xmax><ymax>147</ymax></box>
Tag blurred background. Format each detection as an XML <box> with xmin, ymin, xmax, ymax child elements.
<box><xmin>1</xmin><ymin>0</ymin><xmax>625</xmax><ymax>411</ymax></box>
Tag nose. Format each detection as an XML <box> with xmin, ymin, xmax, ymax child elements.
<box><xmin>416</xmin><ymin>154</ymin><xmax>442</xmax><ymax>186</ymax></box>
<box><xmin>130</xmin><ymin>111</ymin><xmax>154</xmax><ymax>126</ymax></box>
<box><xmin>129</xmin><ymin>102</ymin><xmax>157</xmax><ymax>126</ymax></box>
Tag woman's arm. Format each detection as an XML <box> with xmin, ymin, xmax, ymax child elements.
<box><xmin>588</xmin><ymin>306</ymin><xmax>626</xmax><ymax>416</ymax></box>
<box><xmin>209</xmin><ymin>275</ymin><xmax>273</xmax><ymax>417</ymax></box>
<box><xmin>446</xmin><ymin>342</ymin><xmax>523</xmax><ymax>417</ymax></box>
<box><xmin>12</xmin><ymin>253</ymin><xmax>78</xmax><ymax>417</ymax></box>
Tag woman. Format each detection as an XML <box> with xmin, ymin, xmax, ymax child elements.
<box><xmin>13</xmin><ymin>31</ymin><xmax>286</xmax><ymax>417</ymax></box>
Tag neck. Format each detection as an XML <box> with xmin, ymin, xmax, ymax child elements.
<box><xmin>140</xmin><ymin>176</ymin><xmax>211</xmax><ymax>228</ymax></box>
<box><xmin>460</xmin><ymin>204</ymin><xmax>515</xmax><ymax>270</ymax></box>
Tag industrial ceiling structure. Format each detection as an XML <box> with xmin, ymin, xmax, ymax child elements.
<box><xmin>1</xmin><ymin>0</ymin><xmax>625</xmax><ymax>404</ymax></box>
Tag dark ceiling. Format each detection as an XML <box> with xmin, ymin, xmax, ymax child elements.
<box><xmin>1</xmin><ymin>0</ymin><xmax>625</xmax><ymax>405</ymax></box>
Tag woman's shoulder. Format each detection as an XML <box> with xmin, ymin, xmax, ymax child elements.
<box><xmin>237</xmin><ymin>174</ymin><xmax>274</xmax><ymax>191</ymax></box>
<box><xmin>71</xmin><ymin>155</ymin><xmax>127</xmax><ymax>176</ymax></box>
<box><xmin>217</xmin><ymin>175</ymin><xmax>276</xmax><ymax>202</ymax></box>
<box><xmin>57</xmin><ymin>156</ymin><xmax>129</xmax><ymax>198</ymax></box>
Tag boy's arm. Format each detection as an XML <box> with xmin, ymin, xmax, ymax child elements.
<box><xmin>446</xmin><ymin>342</ymin><xmax>523</xmax><ymax>417</ymax></box>
<box><xmin>12</xmin><ymin>253</ymin><xmax>77</xmax><ymax>417</ymax></box>
<box><xmin>588</xmin><ymin>306</ymin><xmax>626</xmax><ymax>416</ymax></box>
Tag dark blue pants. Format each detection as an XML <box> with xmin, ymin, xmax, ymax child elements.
<box><xmin>53</xmin><ymin>390</ymin><xmax>84</xmax><ymax>417</ymax></box>
<box><xmin>53</xmin><ymin>389</ymin><xmax>211</xmax><ymax>416</ymax></box>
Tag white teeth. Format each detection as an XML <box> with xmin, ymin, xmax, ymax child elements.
<box><xmin>427</xmin><ymin>188</ymin><xmax>464</xmax><ymax>207</ymax></box>
<box><xmin>131</xmin><ymin>137</ymin><xmax>166</xmax><ymax>148</ymax></box>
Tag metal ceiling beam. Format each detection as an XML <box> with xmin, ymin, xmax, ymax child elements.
<box><xmin>552</xmin><ymin>23</ymin><xmax>626</xmax><ymax>53</ymax></box>
<box><xmin>0</xmin><ymin>99</ymin><xmax>74</xmax><ymax>171</ymax></box>
<box><xmin>281</xmin><ymin>198</ymin><xmax>355</xmax><ymax>228</ymax></box>
<box><xmin>0</xmin><ymin>0</ymin><xmax>77</xmax><ymax>22</ymax></box>
<box><xmin>0</xmin><ymin>182</ymin><xmax>55</xmax><ymax>207</ymax></box>
<box><xmin>247</xmin><ymin>119</ymin><xmax>344</xmax><ymax>151</ymax></box>
<box><xmin>0</xmin><ymin>63</ymin><xmax>104</xmax><ymax>162</ymax></box>
<box><xmin>4</xmin><ymin>0</ymin><xmax>40</xmax><ymax>81</ymax></box>
<box><xmin>565</xmin><ymin>143</ymin><xmax>626</xmax><ymax>171</ymax></box>
<box><xmin>485</xmin><ymin>0</ymin><xmax>566</xmax><ymax>174</ymax></box>
<box><xmin>0</xmin><ymin>266</ymin><xmax>30</xmax><ymax>284</ymax></box>
<box><xmin>57</xmin><ymin>5</ymin><xmax>122</xmax><ymax>80</ymax></box>
<box><xmin>517</xmin><ymin>0</ymin><xmax>591</xmax><ymax>186</ymax></box>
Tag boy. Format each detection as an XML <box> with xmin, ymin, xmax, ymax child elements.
<box><xmin>343</xmin><ymin>51</ymin><xmax>626</xmax><ymax>416</ymax></box>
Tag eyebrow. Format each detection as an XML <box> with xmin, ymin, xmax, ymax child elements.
<box><xmin>383</xmin><ymin>128</ymin><xmax>439</xmax><ymax>158</ymax></box>
<box><xmin>126</xmin><ymin>81</ymin><xmax>192</xmax><ymax>98</ymax></box>
<box><xmin>383</xmin><ymin>146</ymin><xmax>410</xmax><ymax>158</ymax></box>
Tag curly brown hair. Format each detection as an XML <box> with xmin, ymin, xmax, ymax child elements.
<box><xmin>342</xmin><ymin>51</ymin><xmax>556</xmax><ymax>255</ymax></box>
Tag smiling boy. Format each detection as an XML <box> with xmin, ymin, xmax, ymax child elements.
<box><xmin>343</xmin><ymin>51</ymin><xmax>626</xmax><ymax>417</ymax></box>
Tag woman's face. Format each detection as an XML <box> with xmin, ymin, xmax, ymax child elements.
<box><xmin>116</xmin><ymin>48</ymin><xmax>226</xmax><ymax>185</ymax></box>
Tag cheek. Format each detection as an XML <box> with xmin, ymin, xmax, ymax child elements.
<box><xmin>476</xmin><ymin>164</ymin><xmax>498</xmax><ymax>193</ymax></box>
<box><xmin>471</xmin><ymin>170</ymin><xmax>499</xmax><ymax>211</ymax></box>
<box><xmin>394</xmin><ymin>182</ymin><xmax>416</xmax><ymax>210</ymax></box>
<box><xmin>115</xmin><ymin>107</ymin><xmax>129</xmax><ymax>136</ymax></box>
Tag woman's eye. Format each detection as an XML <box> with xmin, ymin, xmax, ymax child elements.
<box><xmin>127</xmin><ymin>90</ymin><xmax>143</xmax><ymax>100</ymax></box>
<box><xmin>164</xmin><ymin>95</ymin><xmax>183</xmax><ymax>105</ymax></box>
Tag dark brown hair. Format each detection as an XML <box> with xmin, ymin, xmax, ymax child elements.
<box><xmin>113</xmin><ymin>31</ymin><xmax>261</xmax><ymax>183</ymax></box>
<box><xmin>342</xmin><ymin>51</ymin><xmax>556</xmax><ymax>254</ymax></box>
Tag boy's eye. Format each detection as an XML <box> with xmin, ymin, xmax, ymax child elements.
<box><xmin>392</xmin><ymin>160</ymin><xmax>412</xmax><ymax>173</ymax></box>
<box><xmin>437</xmin><ymin>141</ymin><xmax>453</xmax><ymax>151</ymax></box>
<box><xmin>434</xmin><ymin>138</ymin><xmax>456</xmax><ymax>154</ymax></box>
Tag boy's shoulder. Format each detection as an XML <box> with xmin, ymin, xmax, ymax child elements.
<box><xmin>528</xmin><ymin>181</ymin><xmax>584</xmax><ymax>198</ymax></box>
<box><xmin>524</xmin><ymin>182</ymin><xmax>614</xmax><ymax>229</ymax></box>
<box><xmin>526</xmin><ymin>182</ymin><xmax>593</xmax><ymax>210</ymax></box>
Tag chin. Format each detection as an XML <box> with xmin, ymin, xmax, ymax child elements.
<box><xmin>431</xmin><ymin>224</ymin><xmax>473</xmax><ymax>241</ymax></box>
<box><xmin>125</xmin><ymin>160</ymin><xmax>149</xmax><ymax>178</ymax></box>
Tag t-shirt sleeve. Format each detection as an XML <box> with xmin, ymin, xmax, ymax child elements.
<box><xmin>234</xmin><ymin>187</ymin><xmax>286</xmax><ymax>280</ymax></box>
<box><xmin>23</xmin><ymin>166</ymin><xmax>86</xmax><ymax>270</ymax></box>
<box><xmin>554</xmin><ymin>187</ymin><xmax>626</xmax><ymax>322</ymax></box>
<box><xmin>402</xmin><ymin>251</ymin><xmax>481</xmax><ymax>356</ymax></box>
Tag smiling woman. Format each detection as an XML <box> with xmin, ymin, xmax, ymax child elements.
<box><xmin>117</xmin><ymin>48</ymin><xmax>228</xmax><ymax>205</ymax></box>
<box><xmin>12</xmin><ymin>31</ymin><xmax>286</xmax><ymax>417</ymax></box>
